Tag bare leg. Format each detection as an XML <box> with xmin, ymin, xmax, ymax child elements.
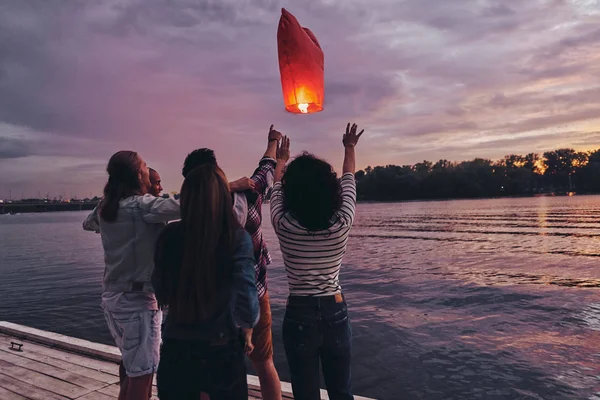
<box><xmin>126</xmin><ymin>373</ymin><xmax>154</xmax><ymax>400</ymax></box>
<box><xmin>253</xmin><ymin>359</ymin><xmax>282</xmax><ymax>400</ymax></box>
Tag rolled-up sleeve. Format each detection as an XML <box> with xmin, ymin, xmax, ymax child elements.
<box><xmin>82</xmin><ymin>206</ymin><xmax>100</xmax><ymax>233</ymax></box>
<box><xmin>232</xmin><ymin>231</ymin><xmax>259</xmax><ymax>328</ymax></box>
<box><xmin>251</xmin><ymin>157</ymin><xmax>276</xmax><ymax>196</ymax></box>
<box><xmin>139</xmin><ymin>195</ymin><xmax>180</xmax><ymax>223</ymax></box>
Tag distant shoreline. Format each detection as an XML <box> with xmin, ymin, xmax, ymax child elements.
<box><xmin>1</xmin><ymin>192</ymin><xmax>594</xmax><ymax>215</ymax></box>
<box><xmin>356</xmin><ymin>191</ymin><xmax>589</xmax><ymax>204</ymax></box>
<box><xmin>0</xmin><ymin>201</ymin><xmax>99</xmax><ymax>215</ymax></box>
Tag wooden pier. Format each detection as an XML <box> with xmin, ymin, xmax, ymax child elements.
<box><xmin>0</xmin><ymin>321</ymin><xmax>374</xmax><ymax>400</ymax></box>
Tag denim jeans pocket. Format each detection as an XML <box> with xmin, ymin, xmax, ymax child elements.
<box><xmin>324</xmin><ymin>307</ymin><xmax>352</xmax><ymax>349</ymax></box>
<box><xmin>112</xmin><ymin>312</ymin><xmax>142</xmax><ymax>351</ymax></box>
<box><xmin>283</xmin><ymin>313</ymin><xmax>317</xmax><ymax>355</ymax></box>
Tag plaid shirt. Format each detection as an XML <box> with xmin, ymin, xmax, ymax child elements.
<box><xmin>243</xmin><ymin>156</ymin><xmax>276</xmax><ymax>299</ymax></box>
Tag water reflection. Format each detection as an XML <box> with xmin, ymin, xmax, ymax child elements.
<box><xmin>1</xmin><ymin>196</ymin><xmax>599</xmax><ymax>399</ymax></box>
<box><xmin>537</xmin><ymin>197</ymin><xmax>550</xmax><ymax>234</ymax></box>
<box><xmin>582</xmin><ymin>303</ymin><xmax>600</xmax><ymax>331</ymax></box>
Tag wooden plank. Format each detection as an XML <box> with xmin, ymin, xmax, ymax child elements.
<box><xmin>95</xmin><ymin>384</ymin><xmax>118</xmax><ymax>397</ymax></box>
<box><xmin>0</xmin><ymin>322</ymin><xmax>120</xmax><ymax>363</ymax></box>
<box><xmin>0</xmin><ymin>372</ymin><xmax>68</xmax><ymax>400</ymax></box>
<box><xmin>0</xmin><ymin>322</ymin><xmax>376</xmax><ymax>400</ymax></box>
<box><xmin>0</xmin><ymin>334</ymin><xmax>118</xmax><ymax>377</ymax></box>
<box><xmin>0</xmin><ymin>345</ymin><xmax>117</xmax><ymax>385</ymax></box>
<box><xmin>0</xmin><ymin>386</ymin><xmax>28</xmax><ymax>400</ymax></box>
<box><xmin>0</xmin><ymin>349</ymin><xmax>107</xmax><ymax>391</ymax></box>
<box><xmin>247</xmin><ymin>375</ymin><xmax>294</xmax><ymax>399</ymax></box>
<box><xmin>0</xmin><ymin>359</ymin><xmax>91</xmax><ymax>398</ymax></box>
<box><xmin>76</xmin><ymin>391</ymin><xmax>115</xmax><ymax>400</ymax></box>
<box><xmin>247</xmin><ymin>374</ymin><xmax>372</xmax><ymax>400</ymax></box>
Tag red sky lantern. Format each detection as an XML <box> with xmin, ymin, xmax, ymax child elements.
<box><xmin>277</xmin><ymin>8</ymin><xmax>324</xmax><ymax>114</ymax></box>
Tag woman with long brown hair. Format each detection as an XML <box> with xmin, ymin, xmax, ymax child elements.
<box><xmin>152</xmin><ymin>163</ymin><xmax>259</xmax><ymax>400</ymax></box>
<box><xmin>83</xmin><ymin>150</ymin><xmax>180</xmax><ymax>400</ymax></box>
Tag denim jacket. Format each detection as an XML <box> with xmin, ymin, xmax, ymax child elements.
<box><xmin>152</xmin><ymin>223</ymin><xmax>259</xmax><ymax>340</ymax></box>
<box><xmin>83</xmin><ymin>195</ymin><xmax>180</xmax><ymax>293</ymax></box>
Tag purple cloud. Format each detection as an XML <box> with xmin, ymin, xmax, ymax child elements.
<box><xmin>0</xmin><ymin>0</ymin><xmax>599</xmax><ymax>198</ymax></box>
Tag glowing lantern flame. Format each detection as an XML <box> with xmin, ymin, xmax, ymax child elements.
<box><xmin>277</xmin><ymin>8</ymin><xmax>324</xmax><ymax>114</ymax></box>
<box><xmin>298</xmin><ymin>103</ymin><xmax>309</xmax><ymax>114</ymax></box>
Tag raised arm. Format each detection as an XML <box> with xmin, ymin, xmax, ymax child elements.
<box><xmin>274</xmin><ymin>135</ymin><xmax>290</xmax><ymax>184</ymax></box>
<box><xmin>270</xmin><ymin>136</ymin><xmax>290</xmax><ymax>229</ymax></box>
<box><xmin>264</xmin><ymin>124</ymin><xmax>280</xmax><ymax>160</ymax></box>
<box><xmin>338</xmin><ymin>123</ymin><xmax>362</xmax><ymax>225</ymax></box>
<box><xmin>342</xmin><ymin>123</ymin><xmax>364</xmax><ymax>175</ymax></box>
<box><xmin>230</xmin><ymin>125</ymin><xmax>280</xmax><ymax>194</ymax></box>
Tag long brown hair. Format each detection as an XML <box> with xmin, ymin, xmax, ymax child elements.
<box><xmin>100</xmin><ymin>151</ymin><xmax>147</xmax><ymax>222</ymax></box>
<box><xmin>173</xmin><ymin>164</ymin><xmax>240</xmax><ymax>323</ymax></box>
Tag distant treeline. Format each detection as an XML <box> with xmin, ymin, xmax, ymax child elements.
<box><xmin>355</xmin><ymin>148</ymin><xmax>600</xmax><ymax>201</ymax></box>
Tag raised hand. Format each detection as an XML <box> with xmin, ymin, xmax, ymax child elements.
<box><xmin>269</xmin><ymin>125</ymin><xmax>282</xmax><ymax>142</ymax></box>
<box><xmin>277</xmin><ymin>135</ymin><xmax>291</xmax><ymax>163</ymax></box>
<box><xmin>342</xmin><ymin>123</ymin><xmax>364</xmax><ymax>148</ymax></box>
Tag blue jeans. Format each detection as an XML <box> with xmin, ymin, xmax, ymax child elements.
<box><xmin>157</xmin><ymin>338</ymin><xmax>248</xmax><ymax>400</ymax></box>
<box><xmin>282</xmin><ymin>294</ymin><xmax>353</xmax><ymax>400</ymax></box>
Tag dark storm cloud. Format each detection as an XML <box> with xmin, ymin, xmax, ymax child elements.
<box><xmin>0</xmin><ymin>137</ymin><xmax>31</xmax><ymax>159</ymax></box>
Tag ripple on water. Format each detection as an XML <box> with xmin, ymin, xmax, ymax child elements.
<box><xmin>1</xmin><ymin>198</ymin><xmax>600</xmax><ymax>399</ymax></box>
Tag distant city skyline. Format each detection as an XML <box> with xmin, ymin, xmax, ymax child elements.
<box><xmin>1</xmin><ymin>1</ymin><xmax>599</xmax><ymax>199</ymax></box>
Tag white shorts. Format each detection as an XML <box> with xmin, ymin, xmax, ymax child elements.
<box><xmin>103</xmin><ymin>308</ymin><xmax>162</xmax><ymax>377</ymax></box>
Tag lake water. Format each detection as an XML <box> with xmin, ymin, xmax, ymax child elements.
<box><xmin>1</xmin><ymin>197</ymin><xmax>599</xmax><ymax>400</ymax></box>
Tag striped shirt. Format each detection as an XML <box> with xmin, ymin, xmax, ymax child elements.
<box><xmin>270</xmin><ymin>173</ymin><xmax>357</xmax><ymax>296</ymax></box>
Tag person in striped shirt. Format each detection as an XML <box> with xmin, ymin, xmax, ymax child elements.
<box><xmin>270</xmin><ymin>123</ymin><xmax>364</xmax><ymax>400</ymax></box>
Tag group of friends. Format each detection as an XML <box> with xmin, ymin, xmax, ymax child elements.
<box><xmin>83</xmin><ymin>123</ymin><xmax>365</xmax><ymax>400</ymax></box>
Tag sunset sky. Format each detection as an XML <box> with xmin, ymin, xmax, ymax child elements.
<box><xmin>1</xmin><ymin>0</ymin><xmax>599</xmax><ymax>199</ymax></box>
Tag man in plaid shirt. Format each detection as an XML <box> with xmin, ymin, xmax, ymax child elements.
<box><xmin>181</xmin><ymin>126</ymin><xmax>282</xmax><ymax>400</ymax></box>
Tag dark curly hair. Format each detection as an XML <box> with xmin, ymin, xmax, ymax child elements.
<box><xmin>282</xmin><ymin>153</ymin><xmax>342</xmax><ymax>231</ymax></box>
<box><xmin>182</xmin><ymin>148</ymin><xmax>217</xmax><ymax>178</ymax></box>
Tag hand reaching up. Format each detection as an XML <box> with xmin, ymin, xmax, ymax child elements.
<box><xmin>277</xmin><ymin>135</ymin><xmax>291</xmax><ymax>163</ymax></box>
<box><xmin>342</xmin><ymin>123</ymin><xmax>364</xmax><ymax>148</ymax></box>
<box><xmin>269</xmin><ymin>125</ymin><xmax>282</xmax><ymax>142</ymax></box>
